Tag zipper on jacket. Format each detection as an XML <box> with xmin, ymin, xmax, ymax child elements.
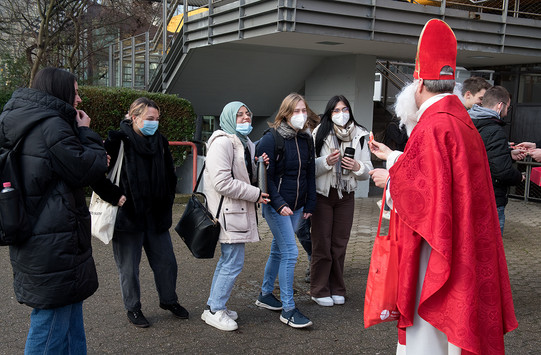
<box><xmin>278</xmin><ymin>177</ymin><xmax>283</xmax><ymax>192</ymax></box>
<box><xmin>294</xmin><ymin>136</ymin><xmax>301</xmax><ymax>210</ymax></box>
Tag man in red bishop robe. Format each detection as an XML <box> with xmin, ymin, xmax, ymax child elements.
<box><xmin>369</xmin><ymin>19</ymin><xmax>518</xmax><ymax>355</ymax></box>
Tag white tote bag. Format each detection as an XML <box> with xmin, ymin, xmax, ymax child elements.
<box><xmin>89</xmin><ymin>142</ymin><xmax>124</xmax><ymax>244</ymax></box>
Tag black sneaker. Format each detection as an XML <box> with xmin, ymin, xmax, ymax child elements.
<box><xmin>280</xmin><ymin>308</ymin><xmax>313</xmax><ymax>328</ymax></box>
<box><xmin>160</xmin><ymin>302</ymin><xmax>189</xmax><ymax>319</ymax></box>
<box><xmin>127</xmin><ymin>309</ymin><xmax>150</xmax><ymax>328</ymax></box>
<box><xmin>255</xmin><ymin>292</ymin><xmax>283</xmax><ymax>311</ymax></box>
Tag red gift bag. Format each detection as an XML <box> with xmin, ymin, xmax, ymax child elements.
<box><xmin>364</xmin><ymin>182</ymin><xmax>400</xmax><ymax>328</ymax></box>
<box><xmin>530</xmin><ymin>167</ymin><xmax>541</xmax><ymax>186</ymax></box>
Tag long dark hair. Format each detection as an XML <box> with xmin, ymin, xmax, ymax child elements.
<box><xmin>31</xmin><ymin>67</ymin><xmax>77</xmax><ymax>107</ymax></box>
<box><xmin>315</xmin><ymin>95</ymin><xmax>365</xmax><ymax>156</ymax></box>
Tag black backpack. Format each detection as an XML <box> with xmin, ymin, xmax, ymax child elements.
<box><xmin>0</xmin><ymin>123</ymin><xmax>53</xmax><ymax>246</ymax></box>
<box><xmin>0</xmin><ymin>134</ymin><xmax>32</xmax><ymax>245</ymax></box>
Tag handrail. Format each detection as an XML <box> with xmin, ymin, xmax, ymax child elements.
<box><xmin>169</xmin><ymin>141</ymin><xmax>198</xmax><ymax>192</ymax></box>
<box><xmin>375</xmin><ymin>60</ymin><xmax>407</xmax><ymax>90</ymax></box>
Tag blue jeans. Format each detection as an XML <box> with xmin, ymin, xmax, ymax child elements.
<box><xmin>113</xmin><ymin>230</ymin><xmax>178</xmax><ymax>311</ymax></box>
<box><xmin>497</xmin><ymin>205</ymin><xmax>505</xmax><ymax>236</ymax></box>
<box><xmin>207</xmin><ymin>243</ymin><xmax>245</xmax><ymax>312</ymax></box>
<box><xmin>25</xmin><ymin>301</ymin><xmax>86</xmax><ymax>355</ymax></box>
<box><xmin>296</xmin><ymin>217</ymin><xmax>312</xmax><ymax>259</ymax></box>
<box><xmin>261</xmin><ymin>204</ymin><xmax>303</xmax><ymax>311</ymax></box>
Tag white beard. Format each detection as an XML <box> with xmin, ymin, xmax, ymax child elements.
<box><xmin>394</xmin><ymin>80</ymin><xmax>420</xmax><ymax>137</ymax></box>
<box><xmin>453</xmin><ymin>82</ymin><xmax>466</xmax><ymax>106</ymax></box>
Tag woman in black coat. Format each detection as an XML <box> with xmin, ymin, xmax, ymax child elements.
<box><xmin>0</xmin><ymin>67</ymin><xmax>107</xmax><ymax>353</ymax></box>
<box><xmin>91</xmin><ymin>97</ymin><xmax>188</xmax><ymax>328</ymax></box>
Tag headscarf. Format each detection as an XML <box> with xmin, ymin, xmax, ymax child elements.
<box><xmin>219</xmin><ymin>101</ymin><xmax>252</xmax><ymax>147</ymax></box>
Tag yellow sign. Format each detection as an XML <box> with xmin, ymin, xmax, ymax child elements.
<box><xmin>407</xmin><ymin>0</ymin><xmax>440</xmax><ymax>5</ymax></box>
<box><xmin>167</xmin><ymin>8</ymin><xmax>209</xmax><ymax>33</ymax></box>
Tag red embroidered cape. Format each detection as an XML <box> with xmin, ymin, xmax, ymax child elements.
<box><xmin>390</xmin><ymin>95</ymin><xmax>518</xmax><ymax>355</ymax></box>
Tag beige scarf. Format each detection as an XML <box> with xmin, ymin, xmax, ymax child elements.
<box><xmin>330</xmin><ymin>122</ymin><xmax>357</xmax><ymax>198</ymax></box>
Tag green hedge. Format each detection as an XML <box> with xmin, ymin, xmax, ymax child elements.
<box><xmin>0</xmin><ymin>87</ymin><xmax>197</xmax><ymax>167</ymax></box>
<box><xmin>78</xmin><ymin>86</ymin><xmax>196</xmax><ymax>166</ymax></box>
<box><xmin>0</xmin><ymin>90</ymin><xmax>12</xmax><ymax>111</ymax></box>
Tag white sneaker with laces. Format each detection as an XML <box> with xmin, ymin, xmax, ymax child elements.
<box><xmin>331</xmin><ymin>295</ymin><xmax>345</xmax><ymax>305</ymax></box>
<box><xmin>201</xmin><ymin>308</ymin><xmax>238</xmax><ymax>321</ymax></box>
<box><xmin>201</xmin><ymin>309</ymin><xmax>238</xmax><ymax>331</ymax></box>
<box><xmin>311</xmin><ymin>296</ymin><xmax>334</xmax><ymax>307</ymax></box>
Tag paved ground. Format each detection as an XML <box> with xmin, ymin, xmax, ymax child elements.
<box><xmin>0</xmin><ymin>197</ymin><xmax>539</xmax><ymax>354</ymax></box>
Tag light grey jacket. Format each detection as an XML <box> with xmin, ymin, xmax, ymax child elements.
<box><xmin>312</xmin><ymin>124</ymin><xmax>373</xmax><ymax>197</ymax></box>
<box><xmin>204</xmin><ymin>131</ymin><xmax>261</xmax><ymax>243</ymax></box>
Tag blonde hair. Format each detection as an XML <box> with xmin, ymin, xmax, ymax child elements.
<box><xmin>128</xmin><ymin>97</ymin><xmax>160</xmax><ymax>120</ymax></box>
<box><xmin>269</xmin><ymin>93</ymin><xmax>309</xmax><ymax>129</ymax></box>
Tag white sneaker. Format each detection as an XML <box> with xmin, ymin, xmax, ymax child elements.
<box><xmin>225</xmin><ymin>309</ymin><xmax>238</xmax><ymax>321</ymax></box>
<box><xmin>201</xmin><ymin>310</ymin><xmax>238</xmax><ymax>331</ymax></box>
<box><xmin>311</xmin><ymin>296</ymin><xmax>334</xmax><ymax>307</ymax></box>
<box><xmin>331</xmin><ymin>295</ymin><xmax>345</xmax><ymax>305</ymax></box>
<box><xmin>201</xmin><ymin>308</ymin><xmax>238</xmax><ymax>321</ymax></box>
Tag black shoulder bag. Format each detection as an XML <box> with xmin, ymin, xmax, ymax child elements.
<box><xmin>174</xmin><ymin>162</ymin><xmax>224</xmax><ymax>259</ymax></box>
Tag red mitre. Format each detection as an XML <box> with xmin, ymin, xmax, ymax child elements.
<box><xmin>413</xmin><ymin>19</ymin><xmax>457</xmax><ymax>80</ymax></box>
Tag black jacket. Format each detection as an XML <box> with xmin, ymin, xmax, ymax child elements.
<box><xmin>256</xmin><ymin>126</ymin><xmax>316</xmax><ymax>214</ymax></box>
<box><xmin>0</xmin><ymin>88</ymin><xmax>107</xmax><ymax>309</ymax></box>
<box><xmin>470</xmin><ymin>108</ymin><xmax>522</xmax><ymax>207</ymax></box>
<box><xmin>91</xmin><ymin>125</ymin><xmax>177</xmax><ymax>233</ymax></box>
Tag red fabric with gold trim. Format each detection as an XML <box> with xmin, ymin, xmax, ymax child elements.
<box><xmin>390</xmin><ymin>95</ymin><xmax>518</xmax><ymax>354</ymax></box>
<box><xmin>414</xmin><ymin>19</ymin><xmax>457</xmax><ymax>80</ymax></box>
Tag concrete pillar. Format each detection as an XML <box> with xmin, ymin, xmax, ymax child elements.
<box><xmin>305</xmin><ymin>54</ymin><xmax>376</xmax><ymax>197</ymax></box>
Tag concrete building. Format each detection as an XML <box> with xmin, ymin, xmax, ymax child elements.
<box><xmin>109</xmin><ymin>0</ymin><xmax>541</xmax><ymax>194</ymax></box>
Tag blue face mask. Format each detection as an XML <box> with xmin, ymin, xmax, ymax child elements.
<box><xmin>140</xmin><ymin>120</ymin><xmax>159</xmax><ymax>136</ymax></box>
<box><xmin>236</xmin><ymin>122</ymin><xmax>253</xmax><ymax>136</ymax></box>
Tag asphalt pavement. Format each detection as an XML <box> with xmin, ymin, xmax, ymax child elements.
<box><xmin>0</xmin><ymin>197</ymin><xmax>539</xmax><ymax>354</ymax></box>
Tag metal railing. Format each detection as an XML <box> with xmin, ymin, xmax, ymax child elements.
<box><xmin>509</xmin><ymin>157</ymin><xmax>541</xmax><ymax>202</ymax></box>
<box><xmin>376</xmin><ymin>61</ymin><xmax>407</xmax><ymax>91</ymax></box>
<box><xmin>409</xmin><ymin>0</ymin><xmax>541</xmax><ymax>20</ymax></box>
<box><xmin>108</xmin><ymin>32</ymin><xmax>163</xmax><ymax>88</ymax></box>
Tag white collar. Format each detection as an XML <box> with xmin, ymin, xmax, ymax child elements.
<box><xmin>416</xmin><ymin>93</ymin><xmax>452</xmax><ymax>121</ymax></box>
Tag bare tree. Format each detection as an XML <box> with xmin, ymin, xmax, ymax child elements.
<box><xmin>0</xmin><ymin>0</ymin><xmax>162</xmax><ymax>86</ymax></box>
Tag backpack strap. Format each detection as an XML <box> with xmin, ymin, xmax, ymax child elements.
<box><xmin>269</xmin><ymin>128</ymin><xmax>285</xmax><ymax>163</ymax></box>
<box><xmin>267</xmin><ymin>128</ymin><xmax>286</xmax><ymax>179</ymax></box>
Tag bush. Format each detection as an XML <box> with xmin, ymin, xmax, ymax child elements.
<box><xmin>0</xmin><ymin>89</ymin><xmax>13</xmax><ymax>111</ymax></box>
<box><xmin>1</xmin><ymin>86</ymin><xmax>197</xmax><ymax>167</ymax></box>
<box><xmin>79</xmin><ymin>87</ymin><xmax>196</xmax><ymax>167</ymax></box>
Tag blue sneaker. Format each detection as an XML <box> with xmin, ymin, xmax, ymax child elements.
<box><xmin>255</xmin><ymin>292</ymin><xmax>282</xmax><ymax>311</ymax></box>
<box><xmin>280</xmin><ymin>308</ymin><xmax>313</xmax><ymax>328</ymax></box>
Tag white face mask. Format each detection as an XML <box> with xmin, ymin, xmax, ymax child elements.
<box><xmin>332</xmin><ymin>112</ymin><xmax>350</xmax><ymax>127</ymax></box>
<box><xmin>290</xmin><ymin>113</ymin><xmax>307</xmax><ymax>130</ymax></box>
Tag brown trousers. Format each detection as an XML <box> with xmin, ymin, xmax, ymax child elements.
<box><xmin>310</xmin><ymin>188</ymin><xmax>354</xmax><ymax>298</ymax></box>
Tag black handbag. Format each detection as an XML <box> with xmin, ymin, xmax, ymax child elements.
<box><xmin>175</xmin><ymin>162</ymin><xmax>224</xmax><ymax>258</ymax></box>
